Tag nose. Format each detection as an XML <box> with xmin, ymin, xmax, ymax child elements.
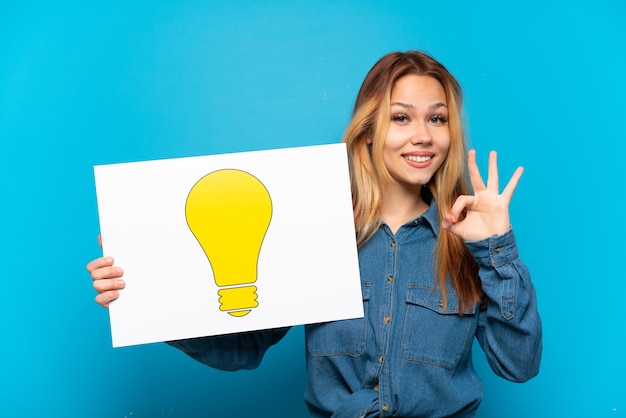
<box><xmin>410</xmin><ymin>120</ymin><xmax>432</xmax><ymax>145</ymax></box>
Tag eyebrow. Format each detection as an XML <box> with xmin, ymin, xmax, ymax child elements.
<box><xmin>390</xmin><ymin>101</ymin><xmax>448</xmax><ymax>110</ymax></box>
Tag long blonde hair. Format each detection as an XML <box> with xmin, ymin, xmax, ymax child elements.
<box><xmin>343</xmin><ymin>51</ymin><xmax>482</xmax><ymax>312</ymax></box>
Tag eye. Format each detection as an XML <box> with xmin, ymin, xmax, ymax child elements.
<box><xmin>392</xmin><ymin>113</ymin><xmax>411</xmax><ymax>124</ymax></box>
<box><xmin>429</xmin><ymin>114</ymin><xmax>448</xmax><ymax>125</ymax></box>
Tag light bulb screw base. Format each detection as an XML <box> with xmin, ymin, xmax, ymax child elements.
<box><xmin>217</xmin><ymin>285</ymin><xmax>259</xmax><ymax>317</ymax></box>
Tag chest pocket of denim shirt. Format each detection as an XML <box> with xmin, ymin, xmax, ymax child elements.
<box><xmin>401</xmin><ymin>285</ymin><xmax>477</xmax><ymax>370</ymax></box>
<box><xmin>307</xmin><ymin>283</ymin><xmax>371</xmax><ymax>357</ymax></box>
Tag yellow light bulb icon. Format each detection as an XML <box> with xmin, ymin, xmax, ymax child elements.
<box><xmin>185</xmin><ymin>169</ymin><xmax>272</xmax><ymax>317</ymax></box>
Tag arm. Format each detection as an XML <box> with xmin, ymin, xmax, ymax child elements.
<box><xmin>166</xmin><ymin>327</ymin><xmax>290</xmax><ymax>371</ymax></box>
<box><xmin>442</xmin><ymin>150</ymin><xmax>542</xmax><ymax>381</ymax></box>
<box><xmin>465</xmin><ymin>230</ymin><xmax>542</xmax><ymax>382</ymax></box>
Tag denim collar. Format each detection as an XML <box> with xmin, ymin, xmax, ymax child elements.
<box><xmin>379</xmin><ymin>198</ymin><xmax>440</xmax><ymax>239</ymax></box>
<box><xmin>408</xmin><ymin>198</ymin><xmax>440</xmax><ymax>237</ymax></box>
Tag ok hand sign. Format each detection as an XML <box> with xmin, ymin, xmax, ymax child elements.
<box><xmin>441</xmin><ymin>150</ymin><xmax>524</xmax><ymax>242</ymax></box>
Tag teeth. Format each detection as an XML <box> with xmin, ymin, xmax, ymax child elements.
<box><xmin>405</xmin><ymin>155</ymin><xmax>432</xmax><ymax>163</ymax></box>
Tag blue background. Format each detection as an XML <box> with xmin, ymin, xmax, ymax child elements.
<box><xmin>1</xmin><ymin>1</ymin><xmax>624</xmax><ymax>417</ymax></box>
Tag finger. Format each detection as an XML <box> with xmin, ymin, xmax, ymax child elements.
<box><xmin>467</xmin><ymin>150</ymin><xmax>486</xmax><ymax>192</ymax></box>
<box><xmin>92</xmin><ymin>277</ymin><xmax>126</xmax><ymax>294</ymax></box>
<box><xmin>486</xmin><ymin>151</ymin><xmax>499</xmax><ymax>191</ymax></box>
<box><xmin>447</xmin><ymin>194</ymin><xmax>477</xmax><ymax>221</ymax></box>
<box><xmin>90</xmin><ymin>265</ymin><xmax>124</xmax><ymax>282</ymax></box>
<box><xmin>501</xmin><ymin>166</ymin><xmax>524</xmax><ymax>200</ymax></box>
<box><xmin>441</xmin><ymin>213</ymin><xmax>457</xmax><ymax>231</ymax></box>
<box><xmin>86</xmin><ymin>256</ymin><xmax>114</xmax><ymax>274</ymax></box>
<box><xmin>98</xmin><ymin>234</ymin><xmax>103</xmax><ymax>248</ymax></box>
<box><xmin>95</xmin><ymin>290</ymin><xmax>121</xmax><ymax>309</ymax></box>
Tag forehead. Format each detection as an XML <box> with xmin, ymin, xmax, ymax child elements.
<box><xmin>391</xmin><ymin>74</ymin><xmax>446</xmax><ymax>103</ymax></box>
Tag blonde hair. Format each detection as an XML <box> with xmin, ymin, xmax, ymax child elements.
<box><xmin>343</xmin><ymin>51</ymin><xmax>482</xmax><ymax>312</ymax></box>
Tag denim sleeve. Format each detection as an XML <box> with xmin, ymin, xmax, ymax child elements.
<box><xmin>465</xmin><ymin>229</ymin><xmax>542</xmax><ymax>382</ymax></box>
<box><xmin>165</xmin><ymin>327</ymin><xmax>290</xmax><ymax>371</ymax></box>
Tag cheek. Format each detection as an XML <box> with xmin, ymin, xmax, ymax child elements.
<box><xmin>381</xmin><ymin>147</ymin><xmax>393</xmax><ymax>173</ymax></box>
<box><xmin>436</xmin><ymin>132</ymin><xmax>451</xmax><ymax>155</ymax></box>
<box><xmin>434</xmin><ymin>135</ymin><xmax>451</xmax><ymax>169</ymax></box>
<box><xmin>434</xmin><ymin>153</ymin><xmax>448</xmax><ymax>173</ymax></box>
<box><xmin>382</xmin><ymin>130</ymin><xmax>403</xmax><ymax>154</ymax></box>
<box><xmin>382</xmin><ymin>136</ymin><xmax>403</xmax><ymax>160</ymax></box>
<box><xmin>441</xmin><ymin>141</ymin><xmax>451</xmax><ymax>158</ymax></box>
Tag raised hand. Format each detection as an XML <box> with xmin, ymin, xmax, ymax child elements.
<box><xmin>441</xmin><ymin>150</ymin><xmax>523</xmax><ymax>242</ymax></box>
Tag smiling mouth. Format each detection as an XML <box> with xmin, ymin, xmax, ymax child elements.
<box><xmin>404</xmin><ymin>155</ymin><xmax>433</xmax><ymax>163</ymax></box>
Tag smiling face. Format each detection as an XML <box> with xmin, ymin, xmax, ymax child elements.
<box><xmin>381</xmin><ymin>74</ymin><xmax>451</xmax><ymax>193</ymax></box>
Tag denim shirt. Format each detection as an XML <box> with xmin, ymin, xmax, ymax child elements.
<box><xmin>168</xmin><ymin>201</ymin><xmax>542</xmax><ymax>418</ymax></box>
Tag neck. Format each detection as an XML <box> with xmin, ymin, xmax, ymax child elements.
<box><xmin>380</xmin><ymin>183</ymin><xmax>428</xmax><ymax>234</ymax></box>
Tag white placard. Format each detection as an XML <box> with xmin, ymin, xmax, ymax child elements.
<box><xmin>94</xmin><ymin>143</ymin><xmax>363</xmax><ymax>347</ymax></box>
